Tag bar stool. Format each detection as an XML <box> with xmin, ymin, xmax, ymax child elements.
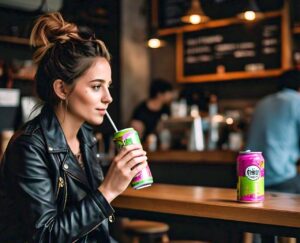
<box><xmin>122</xmin><ymin>219</ymin><xmax>170</xmax><ymax>243</ymax></box>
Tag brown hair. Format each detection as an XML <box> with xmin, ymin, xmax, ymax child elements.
<box><xmin>30</xmin><ymin>12</ymin><xmax>111</xmax><ymax>106</ymax></box>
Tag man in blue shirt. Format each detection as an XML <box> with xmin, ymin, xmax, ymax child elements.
<box><xmin>247</xmin><ymin>70</ymin><xmax>300</xmax><ymax>193</ymax></box>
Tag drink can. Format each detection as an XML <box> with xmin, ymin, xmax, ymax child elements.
<box><xmin>113</xmin><ymin>128</ymin><xmax>153</xmax><ymax>189</ymax></box>
<box><xmin>237</xmin><ymin>150</ymin><xmax>264</xmax><ymax>202</ymax></box>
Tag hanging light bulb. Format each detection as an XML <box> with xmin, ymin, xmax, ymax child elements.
<box><xmin>147</xmin><ymin>31</ymin><xmax>166</xmax><ymax>49</ymax></box>
<box><xmin>181</xmin><ymin>0</ymin><xmax>209</xmax><ymax>25</ymax></box>
<box><xmin>189</xmin><ymin>14</ymin><xmax>202</xmax><ymax>25</ymax></box>
<box><xmin>243</xmin><ymin>11</ymin><xmax>256</xmax><ymax>21</ymax></box>
<box><xmin>237</xmin><ymin>0</ymin><xmax>263</xmax><ymax>21</ymax></box>
<box><xmin>147</xmin><ymin>37</ymin><xmax>162</xmax><ymax>49</ymax></box>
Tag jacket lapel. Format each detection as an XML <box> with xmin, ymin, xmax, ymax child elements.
<box><xmin>39</xmin><ymin>105</ymin><xmax>93</xmax><ymax>190</ymax></box>
<box><xmin>62</xmin><ymin>153</ymin><xmax>90</xmax><ymax>189</ymax></box>
<box><xmin>81</xmin><ymin>144</ymin><xmax>104</xmax><ymax>191</ymax></box>
<box><xmin>78</xmin><ymin>126</ymin><xmax>104</xmax><ymax>191</ymax></box>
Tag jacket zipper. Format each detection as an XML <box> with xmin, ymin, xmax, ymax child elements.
<box><xmin>64</xmin><ymin>150</ymin><xmax>103</xmax><ymax>242</ymax></box>
<box><xmin>63</xmin><ymin>173</ymin><xmax>67</xmax><ymax>211</ymax></box>
<box><xmin>66</xmin><ymin>173</ymin><xmax>107</xmax><ymax>242</ymax></box>
<box><xmin>56</xmin><ymin>176</ymin><xmax>64</xmax><ymax>199</ymax></box>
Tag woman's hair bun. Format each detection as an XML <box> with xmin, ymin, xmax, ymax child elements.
<box><xmin>30</xmin><ymin>12</ymin><xmax>79</xmax><ymax>63</ymax></box>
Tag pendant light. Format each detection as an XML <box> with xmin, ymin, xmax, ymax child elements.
<box><xmin>147</xmin><ymin>36</ymin><xmax>165</xmax><ymax>49</ymax></box>
<box><xmin>147</xmin><ymin>27</ymin><xmax>166</xmax><ymax>49</ymax></box>
<box><xmin>237</xmin><ymin>0</ymin><xmax>263</xmax><ymax>21</ymax></box>
<box><xmin>181</xmin><ymin>0</ymin><xmax>209</xmax><ymax>25</ymax></box>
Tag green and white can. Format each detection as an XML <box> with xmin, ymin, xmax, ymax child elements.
<box><xmin>113</xmin><ymin>128</ymin><xmax>153</xmax><ymax>189</ymax></box>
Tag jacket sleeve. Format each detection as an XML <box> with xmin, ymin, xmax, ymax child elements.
<box><xmin>4</xmin><ymin>135</ymin><xmax>114</xmax><ymax>243</ymax></box>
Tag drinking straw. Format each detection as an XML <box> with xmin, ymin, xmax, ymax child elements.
<box><xmin>105</xmin><ymin>111</ymin><xmax>118</xmax><ymax>132</ymax></box>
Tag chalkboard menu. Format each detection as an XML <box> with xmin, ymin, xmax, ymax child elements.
<box><xmin>177</xmin><ymin>15</ymin><xmax>288</xmax><ymax>82</ymax></box>
<box><xmin>291</xmin><ymin>0</ymin><xmax>300</xmax><ymax>25</ymax></box>
<box><xmin>156</xmin><ymin>0</ymin><xmax>190</xmax><ymax>29</ymax></box>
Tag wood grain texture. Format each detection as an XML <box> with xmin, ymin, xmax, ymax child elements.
<box><xmin>112</xmin><ymin>184</ymin><xmax>300</xmax><ymax>228</ymax></box>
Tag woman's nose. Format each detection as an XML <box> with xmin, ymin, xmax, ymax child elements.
<box><xmin>102</xmin><ymin>88</ymin><xmax>113</xmax><ymax>104</ymax></box>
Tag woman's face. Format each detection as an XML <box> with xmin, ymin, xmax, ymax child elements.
<box><xmin>66</xmin><ymin>57</ymin><xmax>113</xmax><ymax>125</ymax></box>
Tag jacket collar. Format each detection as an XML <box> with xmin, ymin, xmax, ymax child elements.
<box><xmin>39</xmin><ymin>105</ymin><xmax>97</xmax><ymax>153</ymax></box>
<box><xmin>38</xmin><ymin>105</ymin><xmax>101</xmax><ymax>190</ymax></box>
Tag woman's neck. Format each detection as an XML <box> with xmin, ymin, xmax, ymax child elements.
<box><xmin>54</xmin><ymin>106</ymin><xmax>82</xmax><ymax>154</ymax></box>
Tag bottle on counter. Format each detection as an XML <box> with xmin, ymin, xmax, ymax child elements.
<box><xmin>146</xmin><ymin>133</ymin><xmax>158</xmax><ymax>152</ymax></box>
<box><xmin>178</xmin><ymin>98</ymin><xmax>188</xmax><ymax>117</ymax></box>
<box><xmin>158</xmin><ymin>114</ymin><xmax>171</xmax><ymax>151</ymax></box>
<box><xmin>207</xmin><ymin>94</ymin><xmax>219</xmax><ymax>150</ymax></box>
<box><xmin>159</xmin><ymin>128</ymin><xmax>171</xmax><ymax>151</ymax></box>
<box><xmin>170</xmin><ymin>98</ymin><xmax>187</xmax><ymax>118</ymax></box>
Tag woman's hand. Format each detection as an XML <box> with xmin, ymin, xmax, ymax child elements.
<box><xmin>98</xmin><ymin>144</ymin><xmax>148</xmax><ymax>203</ymax></box>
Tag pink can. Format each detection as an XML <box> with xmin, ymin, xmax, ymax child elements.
<box><xmin>237</xmin><ymin>150</ymin><xmax>264</xmax><ymax>202</ymax></box>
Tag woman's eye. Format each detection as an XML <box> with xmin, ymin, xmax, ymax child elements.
<box><xmin>92</xmin><ymin>85</ymin><xmax>101</xmax><ymax>91</ymax></box>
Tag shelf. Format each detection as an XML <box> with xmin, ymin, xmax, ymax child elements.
<box><xmin>0</xmin><ymin>73</ymin><xmax>35</xmax><ymax>82</ymax></box>
<box><xmin>0</xmin><ymin>35</ymin><xmax>30</xmax><ymax>45</ymax></box>
<box><xmin>293</xmin><ymin>26</ymin><xmax>300</xmax><ymax>34</ymax></box>
<box><xmin>157</xmin><ymin>10</ymin><xmax>282</xmax><ymax>36</ymax></box>
<box><xmin>12</xmin><ymin>73</ymin><xmax>34</xmax><ymax>81</ymax></box>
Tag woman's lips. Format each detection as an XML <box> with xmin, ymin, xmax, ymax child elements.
<box><xmin>96</xmin><ymin>109</ymin><xmax>106</xmax><ymax>115</ymax></box>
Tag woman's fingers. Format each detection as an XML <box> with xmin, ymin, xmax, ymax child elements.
<box><xmin>113</xmin><ymin>144</ymin><xmax>146</xmax><ymax>167</ymax></box>
<box><xmin>130</xmin><ymin>161</ymin><xmax>148</xmax><ymax>176</ymax></box>
<box><xmin>113</xmin><ymin>144</ymin><xmax>142</xmax><ymax>161</ymax></box>
<box><xmin>126</xmin><ymin>155</ymin><xmax>147</xmax><ymax>170</ymax></box>
<box><xmin>122</xmin><ymin>149</ymin><xmax>147</xmax><ymax>166</ymax></box>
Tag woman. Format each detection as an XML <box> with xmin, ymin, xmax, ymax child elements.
<box><xmin>0</xmin><ymin>12</ymin><xmax>147</xmax><ymax>242</ymax></box>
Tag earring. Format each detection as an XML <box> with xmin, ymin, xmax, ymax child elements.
<box><xmin>59</xmin><ymin>98</ymin><xmax>68</xmax><ymax>111</ymax></box>
<box><xmin>59</xmin><ymin>99</ymin><xmax>64</xmax><ymax>109</ymax></box>
<box><xmin>65</xmin><ymin>98</ymin><xmax>69</xmax><ymax>111</ymax></box>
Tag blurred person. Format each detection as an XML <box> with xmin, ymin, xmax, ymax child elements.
<box><xmin>130</xmin><ymin>78</ymin><xmax>174</xmax><ymax>142</ymax></box>
<box><xmin>0</xmin><ymin>12</ymin><xmax>148</xmax><ymax>243</ymax></box>
<box><xmin>0</xmin><ymin>62</ymin><xmax>13</xmax><ymax>88</ymax></box>
<box><xmin>247</xmin><ymin>69</ymin><xmax>300</xmax><ymax>193</ymax></box>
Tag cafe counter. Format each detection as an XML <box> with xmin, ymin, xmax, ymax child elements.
<box><xmin>148</xmin><ymin>150</ymin><xmax>238</xmax><ymax>188</ymax></box>
<box><xmin>148</xmin><ymin>150</ymin><xmax>237</xmax><ymax>164</ymax></box>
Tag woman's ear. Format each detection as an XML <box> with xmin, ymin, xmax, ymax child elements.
<box><xmin>53</xmin><ymin>79</ymin><xmax>69</xmax><ymax>100</ymax></box>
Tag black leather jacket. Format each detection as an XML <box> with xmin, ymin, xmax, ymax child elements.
<box><xmin>0</xmin><ymin>105</ymin><xmax>115</xmax><ymax>243</ymax></box>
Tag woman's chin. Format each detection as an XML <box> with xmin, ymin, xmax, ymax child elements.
<box><xmin>87</xmin><ymin>117</ymin><xmax>104</xmax><ymax>126</ymax></box>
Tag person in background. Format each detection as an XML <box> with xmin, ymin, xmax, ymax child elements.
<box><xmin>247</xmin><ymin>69</ymin><xmax>300</xmax><ymax>194</ymax></box>
<box><xmin>130</xmin><ymin>78</ymin><xmax>174</xmax><ymax>142</ymax></box>
<box><xmin>0</xmin><ymin>62</ymin><xmax>14</xmax><ymax>88</ymax></box>
<box><xmin>0</xmin><ymin>12</ymin><xmax>148</xmax><ymax>243</ymax></box>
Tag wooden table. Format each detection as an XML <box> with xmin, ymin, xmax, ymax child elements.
<box><xmin>112</xmin><ymin>184</ymin><xmax>300</xmax><ymax>242</ymax></box>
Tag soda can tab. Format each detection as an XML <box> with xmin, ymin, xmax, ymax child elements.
<box><xmin>237</xmin><ymin>150</ymin><xmax>264</xmax><ymax>203</ymax></box>
<box><xmin>113</xmin><ymin>128</ymin><xmax>153</xmax><ymax>189</ymax></box>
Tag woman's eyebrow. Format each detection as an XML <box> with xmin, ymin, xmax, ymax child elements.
<box><xmin>89</xmin><ymin>79</ymin><xmax>112</xmax><ymax>85</ymax></box>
